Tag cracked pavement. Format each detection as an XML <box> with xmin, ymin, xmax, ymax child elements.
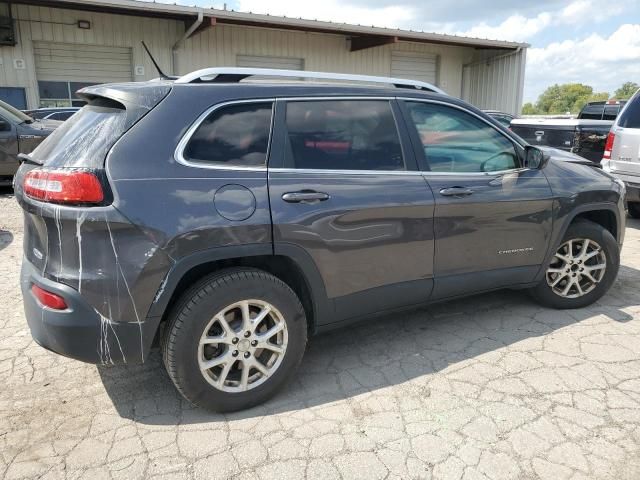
<box><xmin>2</xmin><ymin>187</ymin><xmax>640</xmax><ymax>479</ymax></box>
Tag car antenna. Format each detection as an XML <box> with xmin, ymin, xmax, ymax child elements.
<box><xmin>141</xmin><ymin>41</ymin><xmax>177</xmax><ymax>80</ymax></box>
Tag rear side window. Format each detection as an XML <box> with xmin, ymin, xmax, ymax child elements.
<box><xmin>183</xmin><ymin>102</ymin><xmax>273</xmax><ymax>167</ymax></box>
<box><xmin>31</xmin><ymin>104</ymin><xmax>127</xmax><ymax>168</ymax></box>
<box><xmin>603</xmin><ymin>104</ymin><xmax>619</xmax><ymax>121</ymax></box>
<box><xmin>618</xmin><ymin>95</ymin><xmax>640</xmax><ymax>128</ymax></box>
<box><xmin>283</xmin><ymin>100</ymin><xmax>404</xmax><ymax>171</ymax></box>
<box><xmin>580</xmin><ymin>104</ymin><xmax>604</xmax><ymax>120</ymax></box>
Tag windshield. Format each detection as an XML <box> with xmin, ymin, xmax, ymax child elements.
<box><xmin>0</xmin><ymin>99</ymin><xmax>33</xmax><ymax>124</ymax></box>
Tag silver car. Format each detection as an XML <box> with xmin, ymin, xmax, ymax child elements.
<box><xmin>602</xmin><ymin>88</ymin><xmax>640</xmax><ymax>218</ymax></box>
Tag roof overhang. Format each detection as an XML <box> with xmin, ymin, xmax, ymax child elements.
<box><xmin>14</xmin><ymin>0</ymin><xmax>529</xmax><ymax>50</ymax></box>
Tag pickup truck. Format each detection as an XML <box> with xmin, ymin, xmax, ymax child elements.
<box><xmin>510</xmin><ymin>101</ymin><xmax>628</xmax><ymax>163</ymax></box>
<box><xmin>0</xmin><ymin>99</ymin><xmax>60</xmax><ymax>186</ymax></box>
<box><xmin>510</xmin><ymin>118</ymin><xmax>612</xmax><ymax>163</ymax></box>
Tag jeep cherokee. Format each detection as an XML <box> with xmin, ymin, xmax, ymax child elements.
<box><xmin>15</xmin><ymin>68</ymin><xmax>626</xmax><ymax>412</ymax></box>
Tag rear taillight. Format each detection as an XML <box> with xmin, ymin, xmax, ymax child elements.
<box><xmin>24</xmin><ymin>169</ymin><xmax>104</xmax><ymax>205</ymax></box>
<box><xmin>31</xmin><ymin>284</ymin><xmax>68</xmax><ymax>310</ymax></box>
<box><xmin>603</xmin><ymin>132</ymin><xmax>615</xmax><ymax>160</ymax></box>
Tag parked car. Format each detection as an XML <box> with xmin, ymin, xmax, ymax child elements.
<box><xmin>578</xmin><ymin>100</ymin><xmax>627</xmax><ymax>120</ymax></box>
<box><xmin>510</xmin><ymin>118</ymin><xmax>612</xmax><ymax>163</ymax></box>
<box><xmin>23</xmin><ymin>107</ymin><xmax>80</xmax><ymax>122</ymax></box>
<box><xmin>601</xmin><ymin>88</ymin><xmax>640</xmax><ymax>218</ymax></box>
<box><xmin>483</xmin><ymin>109</ymin><xmax>516</xmax><ymax>128</ymax></box>
<box><xmin>15</xmin><ymin>68</ymin><xmax>626</xmax><ymax>412</ymax></box>
<box><xmin>0</xmin><ymin>100</ymin><xmax>60</xmax><ymax>187</ymax></box>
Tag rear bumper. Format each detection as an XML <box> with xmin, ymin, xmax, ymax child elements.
<box><xmin>21</xmin><ymin>258</ymin><xmax>151</xmax><ymax>365</ymax></box>
<box><xmin>625</xmin><ymin>181</ymin><xmax>640</xmax><ymax>203</ymax></box>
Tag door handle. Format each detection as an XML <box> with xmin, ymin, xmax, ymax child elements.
<box><xmin>439</xmin><ymin>187</ymin><xmax>474</xmax><ymax>197</ymax></box>
<box><xmin>282</xmin><ymin>191</ymin><xmax>330</xmax><ymax>203</ymax></box>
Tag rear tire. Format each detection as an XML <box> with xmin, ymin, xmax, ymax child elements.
<box><xmin>531</xmin><ymin>220</ymin><xmax>619</xmax><ymax>309</ymax></box>
<box><xmin>628</xmin><ymin>202</ymin><xmax>640</xmax><ymax>219</ymax></box>
<box><xmin>162</xmin><ymin>268</ymin><xmax>307</xmax><ymax>412</ymax></box>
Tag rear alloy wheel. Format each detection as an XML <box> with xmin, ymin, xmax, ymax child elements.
<box><xmin>628</xmin><ymin>202</ymin><xmax>640</xmax><ymax>219</ymax></box>
<box><xmin>163</xmin><ymin>268</ymin><xmax>307</xmax><ymax>412</ymax></box>
<box><xmin>531</xmin><ymin>220</ymin><xmax>619</xmax><ymax>309</ymax></box>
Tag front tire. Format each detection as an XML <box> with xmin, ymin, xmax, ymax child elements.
<box><xmin>162</xmin><ymin>268</ymin><xmax>307</xmax><ymax>412</ymax></box>
<box><xmin>531</xmin><ymin>220</ymin><xmax>619</xmax><ymax>309</ymax></box>
<box><xmin>628</xmin><ymin>202</ymin><xmax>640</xmax><ymax>219</ymax></box>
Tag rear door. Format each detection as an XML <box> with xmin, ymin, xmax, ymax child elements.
<box><xmin>400</xmin><ymin>99</ymin><xmax>554</xmax><ymax>300</ymax></box>
<box><xmin>268</xmin><ymin>98</ymin><xmax>436</xmax><ymax>323</ymax></box>
<box><xmin>0</xmin><ymin>115</ymin><xmax>17</xmax><ymax>177</ymax></box>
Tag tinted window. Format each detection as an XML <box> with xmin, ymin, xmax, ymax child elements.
<box><xmin>184</xmin><ymin>102</ymin><xmax>273</xmax><ymax>167</ymax></box>
<box><xmin>284</xmin><ymin>100</ymin><xmax>404</xmax><ymax>171</ymax></box>
<box><xmin>407</xmin><ymin>102</ymin><xmax>519</xmax><ymax>173</ymax></box>
<box><xmin>603</xmin><ymin>104</ymin><xmax>620</xmax><ymax>121</ymax></box>
<box><xmin>618</xmin><ymin>95</ymin><xmax>640</xmax><ymax>129</ymax></box>
<box><xmin>580</xmin><ymin>104</ymin><xmax>604</xmax><ymax>120</ymax></box>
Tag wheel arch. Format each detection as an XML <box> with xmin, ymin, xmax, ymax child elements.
<box><xmin>146</xmin><ymin>243</ymin><xmax>331</xmax><ymax>345</ymax></box>
<box><xmin>534</xmin><ymin>202</ymin><xmax>621</xmax><ymax>283</ymax></box>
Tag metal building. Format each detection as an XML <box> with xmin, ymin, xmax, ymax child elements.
<box><xmin>0</xmin><ymin>0</ymin><xmax>528</xmax><ymax>113</ymax></box>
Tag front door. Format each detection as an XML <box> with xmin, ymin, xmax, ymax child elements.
<box><xmin>268</xmin><ymin>98</ymin><xmax>436</xmax><ymax>323</ymax></box>
<box><xmin>400</xmin><ymin>100</ymin><xmax>554</xmax><ymax>300</ymax></box>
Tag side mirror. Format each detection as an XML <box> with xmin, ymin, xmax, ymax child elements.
<box><xmin>0</xmin><ymin>119</ymin><xmax>9</xmax><ymax>132</ymax></box>
<box><xmin>524</xmin><ymin>146</ymin><xmax>550</xmax><ymax>170</ymax></box>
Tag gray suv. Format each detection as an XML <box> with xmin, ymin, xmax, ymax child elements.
<box><xmin>15</xmin><ymin>69</ymin><xmax>626</xmax><ymax>412</ymax></box>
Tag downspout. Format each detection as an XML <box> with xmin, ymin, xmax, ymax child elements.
<box><xmin>172</xmin><ymin>10</ymin><xmax>204</xmax><ymax>76</ymax></box>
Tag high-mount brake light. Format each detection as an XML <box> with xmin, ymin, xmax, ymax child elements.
<box><xmin>23</xmin><ymin>169</ymin><xmax>104</xmax><ymax>204</ymax></box>
<box><xmin>602</xmin><ymin>132</ymin><xmax>615</xmax><ymax>160</ymax></box>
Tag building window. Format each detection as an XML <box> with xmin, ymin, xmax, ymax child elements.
<box><xmin>38</xmin><ymin>81</ymin><xmax>96</xmax><ymax>107</ymax></box>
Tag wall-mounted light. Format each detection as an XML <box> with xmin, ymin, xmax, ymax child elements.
<box><xmin>77</xmin><ymin>20</ymin><xmax>91</xmax><ymax>29</ymax></box>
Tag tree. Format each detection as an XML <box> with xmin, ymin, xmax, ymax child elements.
<box><xmin>614</xmin><ymin>82</ymin><xmax>640</xmax><ymax>100</ymax></box>
<box><xmin>531</xmin><ymin>83</ymin><xmax>609</xmax><ymax>115</ymax></box>
<box><xmin>521</xmin><ymin>102</ymin><xmax>538</xmax><ymax>114</ymax></box>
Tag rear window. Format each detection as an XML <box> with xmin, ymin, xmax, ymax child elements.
<box><xmin>603</xmin><ymin>104</ymin><xmax>620</xmax><ymax>121</ymax></box>
<box><xmin>618</xmin><ymin>95</ymin><xmax>640</xmax><ymax>129</ymax></box>
<box><xmin>182</xmin><ymin>102</ymin><xmax>273</xmax><ymax>167</ymax></box>
<box><xmin>31</xmin><ymin>104</ymin><xmax>127</xmax><ymax>168</ymax></box>
<box><xmin>579</xmin><ymin>104</ymin><xmax>603</xmax><ymax>120</ymax></box>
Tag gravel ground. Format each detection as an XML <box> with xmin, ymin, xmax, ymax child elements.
<box><xmin>2</xmin><ymin>186</ymin><xmax>640</xmax><ymax>480</ymax></box>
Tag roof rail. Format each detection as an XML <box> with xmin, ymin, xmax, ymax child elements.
<box><xmin>174</xmin><ymin>67</ymin><xmax>446</xmax><ymax>94</ymax></box>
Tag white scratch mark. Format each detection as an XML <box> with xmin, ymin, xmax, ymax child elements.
<box><xmin>105</xmin><ymin>215</ymin><xmax>144</xmax><ymax>362</ymax></box>
<box><xmin>54</xmin><ymin>206</ymin><xmax>63</xmax><ymax>278</ymax></box>
<box><xmin>76</xmin><ymin>212</ymin><xmax>87</xmax><ymax>293</ymax></box>
<box><xmin>153</xmin><ymin>275</ymin><xmax>169</xmax><ymax>304</ymax></box>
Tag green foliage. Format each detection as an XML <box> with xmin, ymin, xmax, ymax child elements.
<box><xmin>521</xmin><ymin>102</ymin><xmax>538</xmax><ymax>115</ymax></box>
<box><xmin>532</xmin><ymin>83</ymin><xmax>609</xmax><ymax>115</ymax></box>
<box><xmin>614</xmin><ymin>82</ymin><xmax>640</xmax><ymax>100</ymax></box>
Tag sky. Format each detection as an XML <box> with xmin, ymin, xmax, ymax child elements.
<box><xmin>153</xmin><ymin>0</ymin><xmax>640</xmax><ymax>103</ymax></box>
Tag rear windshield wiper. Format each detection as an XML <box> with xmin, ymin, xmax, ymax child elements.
<box><xmin>17</xmin><ymin>153</ymin><xmax>43</xmax><ymax>166</ymax></box>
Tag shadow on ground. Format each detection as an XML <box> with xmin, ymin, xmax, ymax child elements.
<box><xmin>98</xmin><ymin>273</ymin><xmax>638</xmax><ymax>424</ymax></box>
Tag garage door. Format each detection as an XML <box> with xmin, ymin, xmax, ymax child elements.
<box><xmin>237</xmin><ymin>55</ymin><xmax>304</xmax><ymax>71</ymax></box>
<box><xmin>34</xmin><ymin>42</ymin><xmax>133</xmax><ymax>83</ymax></box>
<box><xmin>391</xmin><ymin>51</ymin><xmax>438</xmax><ymax>85</ymax></box>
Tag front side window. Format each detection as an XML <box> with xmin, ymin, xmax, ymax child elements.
<box><xmin>284</xmin><ymin>100</ymin><xmax>404</xmax><ymax>171</ymax></box>
<box><xmin>183</xmin><ymin>102</ymin><xmax>273</xmax><ymax>167</ymax></box>
<box><xmin>406</xmin><ymin>102</ymin><xmax>519</xmax><ymax>173</ymax></box>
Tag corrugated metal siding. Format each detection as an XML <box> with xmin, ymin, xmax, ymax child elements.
<box><xmin>180</xmin><ymin>24</ymin><xmax>474</xmax><ymax>96</ymax></box>
<box><xmin>34</xmin><ymin>42</ymin><xmax>132</xmax><ymax>82</ymax></box>
<box><xmin>1</xmin><ymin>4</ymin><xmax>182</xmax><ymax>107</ymax></box>
<box><xmin>391</xmin><ymin>51</ymin><xmax>437</xmax><ymax>84</ymax></box>
<box><xmin>236</xmin><ymin>54</ymin><xmax>304</xmax><ymax>70</ymax></box>
<box><xmin>462</xmin><ymin>48</ymin><xmax>526</xmax><ymax>115</ymax></box>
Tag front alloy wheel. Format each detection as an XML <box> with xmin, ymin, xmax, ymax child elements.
<box><xmin>546</xmin><ymin>238</ymin><xmax>606</xmax><ymax>298</ymax></box>
<box><xmin>198</xmin><ymin>300</ymin><xmax>288</xmax><ymax>392</ymax></box>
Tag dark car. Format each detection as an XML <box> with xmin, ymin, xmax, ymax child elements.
<box><xmin>23</xmin><ymin>107</ymin><xmax>80</xmax><ymax>122</ymax></box>
<box><xmin>483</xmin><ymin>109</ymin><xmax>516</xmax><ymax>128</ymax></box>
<box><xmin>0</xmin><ymin>100</ymin><xmax>60</xmax><ymax>187</ymax></box>
<box><xmin>14</xmin><ymin>69</ymin><xmax>626</xmax><ymax>412</ymax></box>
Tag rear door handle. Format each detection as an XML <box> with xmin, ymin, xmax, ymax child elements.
<box><xmin>439</xmin><ymin>187</ymin><xmax>474</xmax><ymax>197</ymax></box>
<box><xmin>282</xmin><ymin>191</ymin><xmax>330</xmax><ymax>203</ymax></box>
